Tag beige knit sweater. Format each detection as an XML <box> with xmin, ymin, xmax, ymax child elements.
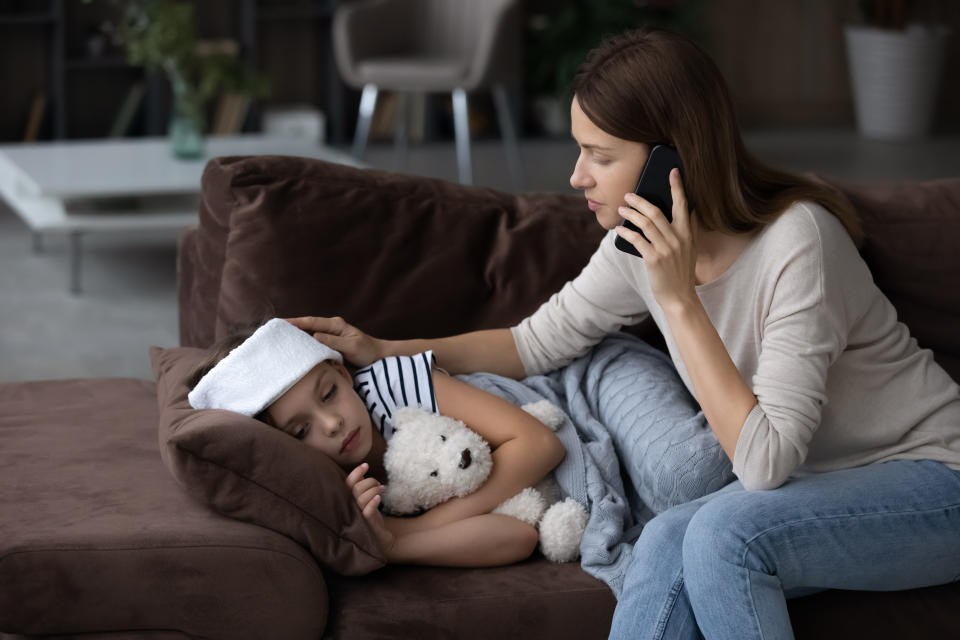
<box><xmin>512</xmin><ymin>202</ymin><xmax>960</xmax><ymax>490</ymax></box>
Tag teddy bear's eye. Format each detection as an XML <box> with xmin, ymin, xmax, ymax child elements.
<box><xmin>440</xmin><ymin>435</ymin><xmax>446</xmax><ymax>442</ymax></box>
<box><xmin>430</xmin><ymin>470</ymin><xmax>438</xmax><ymax>477</ymax></box>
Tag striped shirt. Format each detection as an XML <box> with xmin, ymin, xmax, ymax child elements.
<box><xmin>353</xmin><ymin>351</ymin><xmax>438</xmax><ymax>443</ymax></box>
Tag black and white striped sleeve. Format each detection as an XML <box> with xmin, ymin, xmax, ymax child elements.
<box><xmin>353</xmin><ymin>351</ymin><xmax>437</xmax><ymax>438</ymax></box>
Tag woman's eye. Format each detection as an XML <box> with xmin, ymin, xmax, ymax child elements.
<box><xmin>323</xmin><ymin>385</ymin><xmax>337</xmax><ymax>401</ymax></box>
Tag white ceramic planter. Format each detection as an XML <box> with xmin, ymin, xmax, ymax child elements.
<box><xmin>844</xmin><ymin>24</ymin><xmax>951</xmax><ymax>140</ymax></box>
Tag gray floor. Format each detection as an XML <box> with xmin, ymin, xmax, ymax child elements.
<box><xmin>2</xmin><ymin>130</ymin><xmax>959</xmax><ymax>384</ymax></box>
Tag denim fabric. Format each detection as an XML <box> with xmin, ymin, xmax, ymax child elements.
<box><xmin>608</xmin><ymin>460</ymin><xmax>960</xmax><ymax>640</ymax></box>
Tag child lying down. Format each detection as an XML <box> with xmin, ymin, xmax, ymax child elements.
<box><xmin>187</xmin><ymin>317</ymin><xmax>566</xmax><ymax>567</ymax></box>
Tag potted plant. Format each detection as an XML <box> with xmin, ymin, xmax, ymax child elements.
<box><xmin>524</xmin><ymin>0</ymin><xmax>703</xmax><ymax>137</ymax></box>
<box><xmin>845</xmin><ymin>0</ymin><xmax>952</xmax><ymax>140</ymax></box>
<box><xmin>93</xmin><ymin>0</ymin><xmax>270</xmax><ymax>158</ymax></box>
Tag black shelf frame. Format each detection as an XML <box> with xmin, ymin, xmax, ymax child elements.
<box><xmin>0</xmin><ymin>0</ymin><xmax>350</xmax><ymax>143</ymax></box>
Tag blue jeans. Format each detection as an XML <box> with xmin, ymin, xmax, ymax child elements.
<box><xmin>608</xmin><ymin>459</ymin><xmax>960</xmax><ymax>640</ymax></box>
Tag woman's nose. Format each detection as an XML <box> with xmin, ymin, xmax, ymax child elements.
<box><xmin>569</xmin><ymin>157</ymin><xmax>592</xmax><ymax>190</ymax></box>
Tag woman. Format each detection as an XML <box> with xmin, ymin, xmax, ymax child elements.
<box><xmin>291</xmin><ymin>29</ymin><xmax>960</xmax><ymax>639</ymax></box>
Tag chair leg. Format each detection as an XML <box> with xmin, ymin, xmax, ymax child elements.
<box><xmin>492</xmin><ymin>84</ymin><xmax>524</xmax><ymax>191</ymax></box>
<box><xmin>393</xmin><ymin>92</ymin><xmax>409</xmax><ymax>172</ymax></box>
<box><xmin>452</xmin><ymin>88</ymin><xmax>472</xmax><ymax>185</ymax></box>
<box><xmin>352</xmin><ymin>83</ymin><xmax>378</xmax><ymax>160</ymax></box>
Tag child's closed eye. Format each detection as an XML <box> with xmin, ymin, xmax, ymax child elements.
<box><xmin>293</xmin><ymin>424</ymin><xmax>310</xmax><ymax>440</ymax></box>
<box><xmin>323</xmin><ymin>384</ymin><xmax>337</xmax><ymax>402</ymax></box>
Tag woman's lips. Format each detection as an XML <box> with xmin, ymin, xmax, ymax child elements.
<box><xmin>340</xmin><ymin>427</ymin><xmax>360</xmax><ymax>453</ymax></box>
<box><xmin>587</xmin><ymin>199</ymin><xmax>601</xmax><ymax>211</ymax></box>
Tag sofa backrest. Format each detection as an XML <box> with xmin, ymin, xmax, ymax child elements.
<box><xmin>178</xmin><ymin>155</ymin><xmax>604</xmax><ymax>348</ymax></box>
<box><xmin>178</xmin><ymin>156</ymin><xmax>960</xmax><ymax>383</ymax></box>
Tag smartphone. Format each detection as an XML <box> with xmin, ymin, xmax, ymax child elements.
<box><xmin>614</xmin><ymin>144</ymin><xmax>685</xmax><ymax>258</ymax></box>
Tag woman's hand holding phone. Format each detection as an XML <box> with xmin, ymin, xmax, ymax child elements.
<box><xmin>615</xmin><ymin>168</ymin><xmax>698</xmax><ymax>312</ymax></box>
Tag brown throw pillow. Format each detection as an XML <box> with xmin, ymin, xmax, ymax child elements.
<box><xmin>149</xmin><ymin>345</ymin><xmax>386</xmax><ymax>575</ymax></box>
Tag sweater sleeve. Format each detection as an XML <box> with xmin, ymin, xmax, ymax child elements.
<box><xmin>733</xmin><ymin>208</ymin><xmax>849</xmax><ymax>490</ymax></box>
<box><xmin>511</xmin><ymin>231</ymin><xmax>650</xmax><ymax>376</ymax></box>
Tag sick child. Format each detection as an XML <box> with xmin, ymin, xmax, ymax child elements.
<box><xmin>187</xmin><ymin>317</ymin><xmax>566</xmax><ymax>567</ymax></box>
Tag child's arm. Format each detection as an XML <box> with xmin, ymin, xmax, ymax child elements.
<box><xmin>387</xmin><ymin>513</ymin><xmax>538</xmax><ymax>566</ymax></box>
<box><xmin>348</xmin><ymin>464</ymin><xmax>539</xmax><ymax>567</ymax></box>
<box><xmin>391</xmin><ymin>370</ymin><xmax>567</xmax><ymax>536</ymax></box>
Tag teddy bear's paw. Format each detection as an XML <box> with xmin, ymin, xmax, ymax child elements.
<box><xmin>493</xmin><ymin>487</ymin><xmax>546</xmax><ymax>526</ymax></box>
<box><xmin>538</xmin><ymin>498</ymin><xmax>589</xmax><ymax>563</ymax></box>
<box><xmin>520</xmin><ymin>400</ymin><xmax>565</xmax><ymax>430</ymax></box>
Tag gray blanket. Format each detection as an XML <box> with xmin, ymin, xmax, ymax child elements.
<box><xmin>458</xmin><ymin>332</ymin><xmax>734</xmax><ymax>596</ymax></box>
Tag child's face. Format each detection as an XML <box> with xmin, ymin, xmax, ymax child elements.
<box><xmin>266</xmin><ymin>361</ymin><xmax>374</xmax><ymax>468</ymax></box>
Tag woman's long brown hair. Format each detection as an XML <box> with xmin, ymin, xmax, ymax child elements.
<box><xmin>573</xmin><ymin>29</ymin><xmax>862</xmax><ymax>245</ymax></box>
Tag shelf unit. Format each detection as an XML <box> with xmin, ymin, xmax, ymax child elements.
<box><xmin>0</xmin><ymin>0</ymin><xmax>351</xmax><ymax>143</ymax></box>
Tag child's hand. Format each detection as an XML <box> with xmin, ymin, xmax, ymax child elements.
<box><xmin>346</xmin><ymin>463</ymin><xmax>395</xmax><ymax>557</ymax></box>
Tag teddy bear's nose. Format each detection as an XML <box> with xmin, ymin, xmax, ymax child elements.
<box><xmin>458</xmin><ymin>449</ymin><xmax>472</xmax><ymax>469</ymax></box>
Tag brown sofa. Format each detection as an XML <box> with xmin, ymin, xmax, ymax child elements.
<box><xmin>2</xmin><ymin>155</ymin><xmax>959</xmax><ymax>639</ymax></box>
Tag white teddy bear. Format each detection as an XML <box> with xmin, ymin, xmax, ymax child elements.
<box><xmin>381</xmin><ymin>400</ymin><xmax>588</xmax><ymax>563</ymax></box>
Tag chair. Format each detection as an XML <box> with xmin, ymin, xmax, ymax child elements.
<box><xmin>333</xmin><ymin>0</ymin><xmax>523</xmax><ymax>187</ymax></box>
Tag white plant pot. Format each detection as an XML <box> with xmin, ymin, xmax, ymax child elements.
<box><xmin>844</xmin><ymin>24</ymin><xmax>951</xmax><ymax>140</ymax></box>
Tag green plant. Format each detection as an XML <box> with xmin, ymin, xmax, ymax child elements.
<box><xmin>856</xmin><ymin>0</ymin><xmax>950</xmax><ymax>29</ymax></box>
<box><xmin>524</xmin><ymin>0</ymin><xmax>705</xmax><ymax>101</ymax></box>
<box><xmin>858</xmin><ymin>0</ymin><xmax>911</xmax><ymax>28</ymax></box>
<box><xmin>88</xmin><ymin>0</ymin><xmax>270</xmax><ymax>128</ymax></box>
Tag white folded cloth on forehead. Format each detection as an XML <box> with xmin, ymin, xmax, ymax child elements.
<box><xmin>188</xmin><ymin>318</ymin><xmax>343</xmax><ymax>416</ymax></box>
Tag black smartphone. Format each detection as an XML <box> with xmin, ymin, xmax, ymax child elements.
<box><xmin>614</xmin><ymin>144</ymin><xmax>685</xmax><ymax>257</ymax></box>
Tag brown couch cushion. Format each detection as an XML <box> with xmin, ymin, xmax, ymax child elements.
<box><xmin>325</xmin><ymin>558</ymin><xmax>617</xmax><ymax>639</ymax></box>
<box><xmin>0</xmin><ymin>378</ymin><xmax>326</xmax><ymax>639</ymax></box>
<box><xmin>816</xmin><ymin>175</ymin><xmax>960</xmax><ymax>382</ymax></box>
<box><xmin>182</xmin><ymin>155</ymin><xmax>603</xmax><ymax>346</ymax></box>
<box><xmin>149</xmin><ymin>345</ymin><xmax>385</xmax><ymax>576</ymax></box>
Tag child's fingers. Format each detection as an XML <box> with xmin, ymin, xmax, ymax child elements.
<box><xmin>356</xmin><ymin>484</ymin><xmax>384</xmax><ymax>509</ymax></box>
<box><xmin>345</xmin><ymin>463</ymin><xmax>369</xmax><ymax>488</ymax></box>
<box><xmin>362</xmin><ymin>494</ymin><xmax>382</xmax><ymax>520</ymax></box>
<box><xmin>352</xmin><ymin>476</ymin><xmax>382</xmax><ymax>499</ymax></box>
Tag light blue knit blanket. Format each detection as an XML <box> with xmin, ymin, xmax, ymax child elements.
<box><xmin>457</xmin><ymin>332</ymin><xmax>734</xmax><ymax>597</ymax></box>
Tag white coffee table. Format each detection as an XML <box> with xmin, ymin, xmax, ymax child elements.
<box><xmin>0</xmin><ymin>134</ymin><xmax>365</xmax><ymax>293</ymax></box>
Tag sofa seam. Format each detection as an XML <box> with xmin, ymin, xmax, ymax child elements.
<box><xmin>0</xmin><ymin>541</ymin><xmax>327</xmax><ymax>583</ymax></box>
<box><xmin>336</xmin><ymin>586</ymin><xmax>611</xmax><ymax>608</ymax></box>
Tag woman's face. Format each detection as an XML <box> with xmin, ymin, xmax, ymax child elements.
<box><xmin>569</xmin><ymin>97</ymin><xmax>650</xmax><ymax>230</ymax></box>
<box><xmin>266</xmin><ymin>361</ymin><xmax>374</xmax><ymax>468</ymax></box>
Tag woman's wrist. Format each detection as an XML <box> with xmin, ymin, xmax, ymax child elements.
<box><xmin>660</xmin><ymin>288</ymin><xmax>701</xmax><ymax>320</ymax></box>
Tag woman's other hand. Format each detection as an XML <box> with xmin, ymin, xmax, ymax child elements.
<box><xmin>345</xmin><ymin>463</ymin><xmax>395</xmax><ymax>557</ymax></box>
<box><xmin>286</xmin><ymin>316</ymin><xmax>384</xmax><ymax>367</ymax></box>
<box><xmin>615</xmin><ymin>168</ymin><xmax>698</xmax><ymax>313</ymax></box>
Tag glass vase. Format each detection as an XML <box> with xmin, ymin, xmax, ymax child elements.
<box><xmin>167</xmin><ymin>81</ymin><xmax>206</xmax><ymax>159</ymax></box>
<box><xmin>168</xmin><ymin>110</ymin><xmax>205</xmax><ymax>159</ymax></box>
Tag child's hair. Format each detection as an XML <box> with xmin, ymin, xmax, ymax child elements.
<box><xmin>186</xmin><ymin>327</ymin><xmax>258</xmax><ymax>391</ymax></box>
<box><xmin>573</xmin><ymin>28</ymin><xmax>863</xmax><ymax>245</ymax></box>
